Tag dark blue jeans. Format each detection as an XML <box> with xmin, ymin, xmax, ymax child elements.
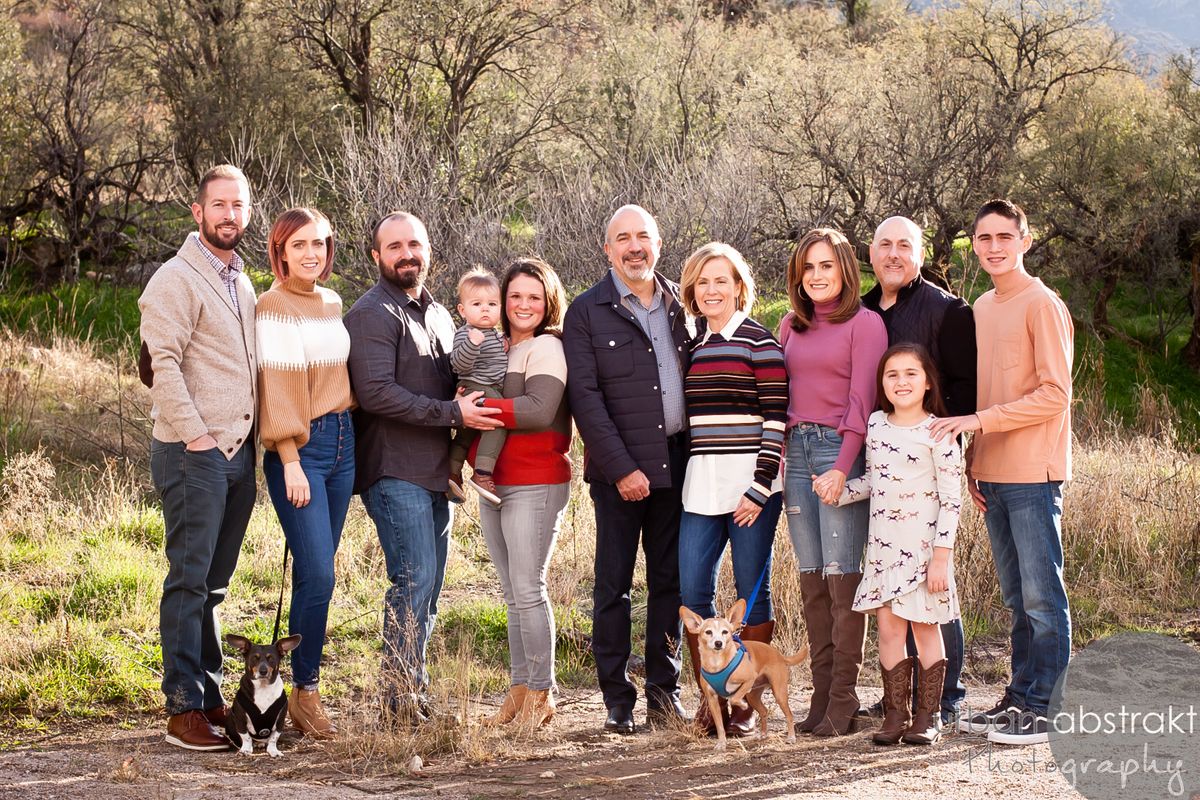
<box><xmin>152</xmin><ymin>438</ymin><xmax>256</xmax><ymax>715</ymax></box>
<box><xmin>979</xmin><ymin>480</ymin><xmax>1072</xmax><ymax>716</ymax></box>
<box><xmin>264</xmin><ymin>410</ymin><xmax>355</xmax><ymax>688</ymax></box>
<box><xmin>679</xmin><ymin>493</ymin><xmax>782</xmax><ymax>626</ymax></box>
<box><xmin>361</xmin><ymin>477</ymin><xmax>451</xmax><ymax>695</ymax></box>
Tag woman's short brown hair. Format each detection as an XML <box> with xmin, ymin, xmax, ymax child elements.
<box><xmin>500</xmin><ymin>256</ymin><xmax>567</xmax><ymax>338</ymax></box>
<box><xmin>268</xmin><ymin>207</ymin><xmax>335</xmax><ymax>282</ymax></box>
<box><xmin>785</xmin><ymin>227</ymin><xmax>862</xmax><ymax>332</ymax></box>
<box><xmin>679</xmin><ymin>241</ymin><xmax>757</xmax><ymax>318</ymax></box>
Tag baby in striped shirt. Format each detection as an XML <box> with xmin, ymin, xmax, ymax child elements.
<box><xmin>449</xmin><ymin>268</ymin><xmax>508</xmax><ymax>506</ymax></box>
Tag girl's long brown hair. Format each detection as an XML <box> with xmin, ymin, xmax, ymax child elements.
<box><xmin>876</xmin><ymin>343</ymin><xmax>947</xmax><ymax>417</ymax></box>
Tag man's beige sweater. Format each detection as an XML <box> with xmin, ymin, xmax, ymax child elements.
<box><xmin>139</xmin><ymin>235</ymin><xmax>257</xmax><ymax>459</ymax></box>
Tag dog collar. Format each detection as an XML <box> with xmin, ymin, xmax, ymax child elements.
<box><xmin>700</xmin><ymin>644</ymin><xmax>748</xmax><ymax>698</ymax></box>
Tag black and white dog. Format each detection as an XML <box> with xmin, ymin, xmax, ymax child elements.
<box><xmin>224</xmin><ymin>633</ymin><xmax>302</xmax><ymax>757</ymax></box>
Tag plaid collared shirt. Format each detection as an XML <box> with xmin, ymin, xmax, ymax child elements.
<box><xmin>189</xmin><ymin>231</ymin><xmax>245</xmax><ymax>316</ymax></box>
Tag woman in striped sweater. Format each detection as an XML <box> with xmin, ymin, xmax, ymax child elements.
<box><xmin>471</xmin><ymin>257</ymin><xmax>572</xmax><ymax>729</ymax></box>
<box><xmin>677</xmin><ymin>242</ymin><xmax>788</xmax><ymax>737</ymax></box>
<box><xmin>257</xmin><ymin>207</ymin><xmax>355</xmax><ymax>738</ymax></box>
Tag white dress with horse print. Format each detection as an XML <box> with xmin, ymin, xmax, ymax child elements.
<box><xmin>841</xmin><ymin>411</ymin><xmax>963</xmax><ymax>625</ymax></box>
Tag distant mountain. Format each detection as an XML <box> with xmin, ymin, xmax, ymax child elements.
<box><xmin>906</xmin><ymin>0</ymin><xmax>1198</xmax><ymax>63</ymax></box>
<box><xmin>1103</xmin><ymin>0</ymin><xmax>1199</xmax><ymax>62</ymax></box>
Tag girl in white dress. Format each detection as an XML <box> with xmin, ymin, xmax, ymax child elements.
<box><xmin>827</xmin><ymin>343</ymin><xmax>962</xmax><ymax>747</ymax></box>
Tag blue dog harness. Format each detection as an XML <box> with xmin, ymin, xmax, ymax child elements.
<box><xmin>701</xmin><ymin>644</ymin><xmax>750</xmax><ymax>698</ymax></box>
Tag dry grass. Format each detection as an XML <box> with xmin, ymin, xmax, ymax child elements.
<box><xmin>1</xmin><ymin>326</ymin><xmax>1197</xmax><ymax>769</ymax></box>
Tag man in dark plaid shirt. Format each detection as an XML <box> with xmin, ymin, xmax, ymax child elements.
<box><xmin>344</xmin><ymin>211</ymin><xmax>501</xmax><ymax>724</ymax></box>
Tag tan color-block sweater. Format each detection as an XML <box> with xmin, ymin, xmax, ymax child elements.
<box><xmin>139</xmin><ymin>236</ymin><xmax>257</xmax><ymax>458</ymax></box>
<box><xmin>971</xmin><ymin>273</ymin><xmax>1074</xmax><ymax>483</ymax></box>
<box><xmin>256</xmin><ymin>278</ymin><xmax>354</xmax><ymax>464</ymax></box>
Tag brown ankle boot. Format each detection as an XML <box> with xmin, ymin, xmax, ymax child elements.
<box><xmin>483</xmin><ymin>684</ymin><xmax>527</xmax><ymax>726</ymax></box>
<box><xmin>796</xmin><ymin>573</ymin><xmax>834</xmax><ymax>734</ymax></box>
<box><xmin>872</xmin><ymin>657</ymin><xmax>914</xmax><ymax>745</ymax></box>
<box><xmin>516</xmin><ymin>688</ymin><xmax>555</xmax><ymax>729</ymax></box>
<box><xmin>726</xmin><ymin>620</ymin><xmax>775</xmax><ymax>737</ymax></box>
<box><xmin>813</xmin><ymin>573</ymin><xmax>866</xmax><ymax>737</ymax></box>
<box><xmin>289</xmin><ymin>687</ymin><xmax>337</xmax><ymax>738</ymax></box>
<box><xmin>685</xmin><ymin>630</ymin><xmax>729</xmax><ymax>736</ymax></box>
<box><xmin>903</xmin><ymin>659</ymin><xmax>946</xmax><ymax>745</ymax></box>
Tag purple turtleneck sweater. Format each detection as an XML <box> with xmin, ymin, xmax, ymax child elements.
<box><xmin>781</xmin><ymin>301</ymin><xmax>888</xmax><ymax>475</ymax></box>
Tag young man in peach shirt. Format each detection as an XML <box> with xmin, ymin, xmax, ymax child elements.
<box><xmin>930</xmin><ymin>199</ymin><xmax>1073</xmax><ymax>746</ymax></box>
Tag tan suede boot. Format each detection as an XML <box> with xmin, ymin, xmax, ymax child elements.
<box><xmin>726</xmin><ymin>620</ymin><xmax>775</xmax><ymax>737</ymax></box>
<box><xmin>796</xmin><ymin>572</ymin><xmax>834</xmax><ymax>733</ymax></box>
<box><xmin>903</xmin><ymin>659</ymin><xmax>947</xmax><ymax>745</ymax></box>
<box><xmin>483</xmin><ymin>684</ymin><xmax>528</xmax><ymax>726</ymax></box>
<box><xmin>872</xmin><ymin>657</ymin><xmax>914</xmax><ymax>745</ymax></box>
<box><xmin>289</xmin><ymin>687</ymin><xmax>337</xmax><ymax>738</ymax></box>
<box><xmin>515</xmin><ymin>688</ymin><xmax>556</xmax><ymax>729</ymax></box>
<box><xmin>813</xmin><ymin>573</ymin><xmax>866</xmax><ymax>736</ymax></box>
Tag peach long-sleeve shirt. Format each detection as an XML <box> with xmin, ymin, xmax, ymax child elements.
<box><xmin>970</xmin><ymin>273</ymin><xmax>1074</xmax><ymax>483</ymax></box>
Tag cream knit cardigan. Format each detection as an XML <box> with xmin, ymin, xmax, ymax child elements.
<box><xmin>139</xmin><ymin>235</ymin><xmax>257</xmax><ymax>459</ymax></box>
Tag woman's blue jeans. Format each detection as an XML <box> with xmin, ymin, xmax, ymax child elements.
<box><xmin>264</xmin><ymin>410</ymin><xmax>355</xmax><ymax>687</ymax></box>
<box><xmin>783</xmin><ymin>424</ymin><xmax>868</xmax><ymax>575</ymax></box>
<box><xmin>679</xmin><ymin>494</ymin><xmax>782</xmax><ymax>626</ymax></box>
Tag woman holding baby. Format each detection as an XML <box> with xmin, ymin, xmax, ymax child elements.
<box><xmin>471</xmin><ymin>257</ymin><xmax>573</xmax><ymax>729</ymax></box>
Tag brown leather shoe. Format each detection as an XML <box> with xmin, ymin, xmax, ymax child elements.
<box><xmin>483</xmin><ymin>684</ymin><xmax>528</xmax><ymax>726</ymax></box>
<box><xmin>202</xmin><ymin>704</ymin><xmax>228</xmax><ymax>727</ymax></box>
<box><xmin>165</xmin><ymin>710</ymin><xmax>230</xmax><ymax>751</ymax></box>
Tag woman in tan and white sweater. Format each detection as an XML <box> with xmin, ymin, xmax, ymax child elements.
<box><xmin>257</xmin><ymin>207</ymin><xmax>354</xmax><ymax>738</ymax></box>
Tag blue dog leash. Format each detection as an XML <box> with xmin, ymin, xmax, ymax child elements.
<box><xmin>732</xmin><ymin>559</ymin><xmax>770</xmax><ymax>643</ymax></box>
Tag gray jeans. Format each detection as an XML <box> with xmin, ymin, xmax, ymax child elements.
<box><xmin>478</xmin><ymin>482</ymin><xmax>569</xmax><ymax>691</ymax></box>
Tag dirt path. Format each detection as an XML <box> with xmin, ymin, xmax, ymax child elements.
<box><xmin>1</xmin><ymin>684</ymin><xmax>1085</xmax><ymax>800</ymax></box>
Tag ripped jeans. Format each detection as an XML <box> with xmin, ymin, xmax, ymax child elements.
<box><xmin>784</xmin><ymin>424</ymin><xmax>868</xmax><ymax>575</ymax></box>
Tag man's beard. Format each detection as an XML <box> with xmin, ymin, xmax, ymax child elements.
<box><xmin>200</xmin><ymin>218</ymin><xmax>246</xmax><ymax>252</ymax></box>
<box><xmin>381</xmin><ymin>256</ymin><xmax>428</xmax><ymax>291</ymax></box>
<box><xmin>621</xmin><ymin>256</ymin><xmax>654</xmax><ymax>283</ymax></box>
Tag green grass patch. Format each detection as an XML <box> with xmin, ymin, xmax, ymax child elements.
<box><xmin>0</xmin><ymin>281</ymin><xmax>142</xmax><ymax>355</ymax></box>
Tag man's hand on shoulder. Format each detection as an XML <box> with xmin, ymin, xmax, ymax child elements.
<box><xmin>457</xmin><ymin>390</ymin><xmax>503</xmax><ymax>430</ymax></box>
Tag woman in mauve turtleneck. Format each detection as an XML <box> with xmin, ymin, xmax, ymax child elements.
<box><xmin>257</xmin><ymin>207</ymin><xmax>355</xmax><ymax>739</ymax></box>
<box><xmin>779</xmin><ymin>227</ymin><xmax>887</xmax><ymax>737</ymax></box>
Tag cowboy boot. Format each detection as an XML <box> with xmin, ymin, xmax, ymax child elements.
<box><xmin>872</xmin><ymin>657</ymin><xmax>914</xmax><ymax>745</ymax></box>
<box><xmin>796</xmin><ymin>572</ymin><xmax>834</xmax><ymax>733</ymax></box>
<box><xmin>685</xmin><ymin>630</ymin><xmax>729</xmax><ymax>736</ymax></box>
<box><xmin>813</xmin><ymin>573</ymin><xmax>866</xmax><ymax>736</ymax></box>
<box><xmin>903</xmin><ymin>659</ymin><xmax>947</xmax><ymax>745</ymax></box>
<box><xmin>483</xmin><ymin>684</ymin><xmax>527</xmax><ymax>726</ymax></box>
<box><xmin>726</xmin><ymin>620</ymin><xmax>775</xmax><ymax>737</ymax></box>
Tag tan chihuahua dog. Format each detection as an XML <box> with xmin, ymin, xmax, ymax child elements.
<box><xmin>680</xmin><ymin>599</ymin><xmax>808</xmax><ymax>750</ymax></box>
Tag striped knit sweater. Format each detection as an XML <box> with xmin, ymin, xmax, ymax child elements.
<box><xmin>685</xmin><ymin>312</ymin><xmax>787</xmax><ymax>506</ymax></box>
<box><xmin>469</xmin><ymin>333</ymin><xmax>571</xmax><ymax>486</ymax></box>
<box><xmin>256</xmin><ymin>278</ymin><xmax>354</xmax><ymax>464</ymax></box>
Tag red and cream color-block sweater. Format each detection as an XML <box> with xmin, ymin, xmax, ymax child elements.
<box><xmin>256</xmin><ymin>278</ymin><xmax>354</xmax><ymax>464</ymax></box>
<box><xmin>469</xmin><ymin>333</ymin><xmax>571</xmax><ymax>486</ymax></box>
